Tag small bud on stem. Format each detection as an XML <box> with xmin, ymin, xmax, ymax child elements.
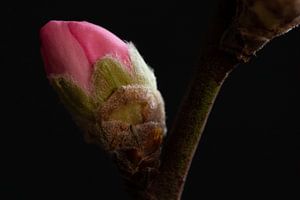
<box><xmin>221</xmin><ymin>0</ymin><xmax>300</xmax><ymax>61</ymax></box>
<box><xmin>40</xmin><ymin>21</ymin><xmax>166</xmax><ymax>196</ymax></box>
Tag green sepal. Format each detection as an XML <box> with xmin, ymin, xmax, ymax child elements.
<box><xmin>50</xmin><ymin>76</ymin><xmax>96</xmax><ymax>120</ymax></box>
<box><xmin>92</xmin><ymin>45</ymin><xmax>158</xmax><ymax>108</ymax></box>
<box><xmin>92</xmin><ymin>57</ymin><xmax>133</xmax><ymax>105</ymax></box>
<box><xmin>128</xmin><ymin>43</ymin><xmax>157</xmax><ymax>90</ymax></box>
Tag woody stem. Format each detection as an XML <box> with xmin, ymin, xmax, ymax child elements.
<box><xmin>147</xmin><ymin>50</ymin><xmax>238</xmax><ymax>200</ymax></box>
<box><xmin>143</xmin><ymin>1</ymin><xmax>240</xmax><ymax>199</ymax></box>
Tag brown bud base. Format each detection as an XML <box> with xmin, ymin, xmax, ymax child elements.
<box><xmin>65</xmin><ymin>83</ymin><xmax>165</xmax><ymax>197</ymax></box>
<box><xmin>88</xmin><ymin>85</ymin><xmax>165</xmax><ymax>197</ymax></box>
<box><xmin>52</xmin><ymin>77</ymin><xmax>166</xmax><ymax>197</ymax></box>
<box><xmin>221</xmin><ymin>0</ymin><xmax>300</xmax><ymax>62</ymax></box>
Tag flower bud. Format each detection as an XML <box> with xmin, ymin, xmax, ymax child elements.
<box><xmin>221</xmin><ymin>0</ymin><xmax>300</xmax><ymax>61</ymax></box>
<box><xmin>40</xmin><ymin>21</ymin><xmax>166</xmax><ymax>184</ymax></box>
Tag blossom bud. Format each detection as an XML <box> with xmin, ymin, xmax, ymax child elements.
<box><xmin>221</xmin><ymin>0</ymin><xmax>300</xmax><ymax>61</ymax></box>
<box><xmin>40</xmin><ymin>21</ymin><xmax>166</xmax><ymax>184</ymax></box>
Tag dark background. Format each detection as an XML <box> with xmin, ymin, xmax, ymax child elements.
<box><xmin>2</xmin><ymin>0</ymin><xmax>300</xmax><ymax>199</ymax></box>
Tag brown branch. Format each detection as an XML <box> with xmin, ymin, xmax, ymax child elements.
<box><xmin>142</xmin><ymin>1</ymin><xmax>240</xmax><ymax>199</ymax></box>
<box><xmin>146</xmin><ymin>50</ymin><xmax>238</xmax><ymax>200</ymax></box>
<box><xmin>139</xmin><ymin>0</ymin><xmax>300</xmax><ymax>199</ymax></box>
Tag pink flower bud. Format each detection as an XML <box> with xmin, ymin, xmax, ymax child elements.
<box><xmin>40</xmin><ymin>20</ymin><xmax>166</xmax><ymax>186</ymax></box>
<box><xmin>40</xmin><ymin>20</ymin><xmax>131</xmax><ymax>91</ymax></box>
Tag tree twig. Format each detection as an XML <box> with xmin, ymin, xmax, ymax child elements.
<box><xmin>141</xmin><ymin>0</ymin><xmax>300</xmax><ymax>199</ymax></box>
<box><xmin>143</xmin><ymin>1</ymin><xmax>240</xmax><ymax>199</ymax></box>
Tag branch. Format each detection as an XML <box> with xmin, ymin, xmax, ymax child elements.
<box><xmin>146</xmin><ymin>50</ymin><xmax>238</xmax><ymax>200</ymax></box>
<box><xmin>143</xmin><ymin>1</ymin><xmax>240</xmax><ymax>199</ymax></box>
<box><xmin>142</xmin><ymin>0</ymin><xmax>300</xmax><ymax>199</ymax></box>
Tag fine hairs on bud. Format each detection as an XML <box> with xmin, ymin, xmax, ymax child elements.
<box><xmin>90</xmin><ymin>45</ymin><xmax>166</xmax><ymax>182</ymax></box>
<box><xmin>49</xmin><ymin>43</ymin><xmax>166</xmax><ymax>190</ymax></box>
<box><xmin>40</xmin><ymin>20</ymin><xmax>166</xmax><ymax>197</ymax></box>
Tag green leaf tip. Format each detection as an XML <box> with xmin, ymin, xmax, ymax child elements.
<box><xmin>92</xmin><ymin>45</ymin><xmax>158</xmax><ymax>107</ymax></box>
<box><xmin>92</xmin><ymin>57</ymin><xmax>133</xmax><ymax>105</ymax></box>
<box><xmin>128</xmin><ymin>43</ymin><xmax>157</xmax><ymax>90</ymax></box>
<box><xmin>50</xmin><ymin>76</ymin><xmax>96</xmax><ymax>120</ymax></box>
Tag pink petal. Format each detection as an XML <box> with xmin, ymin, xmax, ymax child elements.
<box><xmin>40</xmin><ymin>21</ymin><xmax>92</xmax><ymax>90</ymax></box>
<box><xmin>67</xmin><ymin>21</ymin><xmax>131</xmax><ymax>69</ymax></box>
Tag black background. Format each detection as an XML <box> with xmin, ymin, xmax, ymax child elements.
<box><xmin>2</xmin><ymin>0</ymin><xmax>300</xmax><ymax>199</ymax></box>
